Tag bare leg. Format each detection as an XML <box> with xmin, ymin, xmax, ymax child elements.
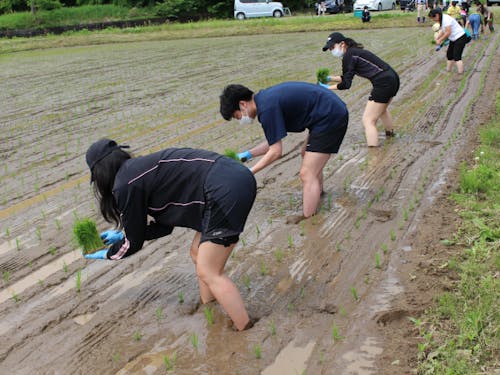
<box><xmin>362</xmin><ymin>100</ymin><xmax>390</xmax><ymax>147</ymax></box>
<box><xmin>456</xmin><ymin>60</ymin><xmax>464</xmax><ymax>74</ymax></box>
<box><xmin>446</xmin><ymin>60</ymin><xmax>454</xmax><ymax>72</ymax></box>
<box><xmin>196</xmin><ymin>240</ymin><xmax>250</xmax><ymax>331</ymax></box>
<box><xmin>300</xmin><ymin>151</ymin><xmax>331</xmax><ymax>217</ymax></box>
<box><xmin>189</xmin><ymin>232</ymin><xmax>214</xmax><ymax>304</ymax></box>
<box><xmin>379</xmin><ymin>98</ymin><xmax>394</xmax><ymax>134</ymax></box>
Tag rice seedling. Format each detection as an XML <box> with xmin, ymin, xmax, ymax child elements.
<box><xmin>260</xmin><ymin>261</ymin><xmax>268</xmax><ymax>276</ymax></box>
<box><xmin>287</xmin><ymin>234</ymin><xmax>294</xmax><ymax>248</ymax></box>
<box><xmin>112</xmin><ymin>353</ymin><xmax>121</xmax><ymax>363</ymax></box>
<box><xmin>38</xmin><ymin>279</ymin><xmax>43</xmax><ymax>287</ymax></box>
<box><xmin>73</xmin><ymin>218</ymin><xmax>105</xmax><ymax>255</ymax></box>
<box><xmin>299</xmin><ymin>286</ymin><xmax>305</xmax><ymax>298</ymax></box>
<box><xmin>351</xmin><ymin>286</ymin><xmax>359</xmax><ymax>301</ymax></box>
<box><xmin>190</xmin><ymin>333</ymin><xmax>199</xmax><ymax>350</ymax></box>
<box><xmin>287</xmin><ymin>302</ymin><xmax>295</xmax><ymax>312</ymax></box>
<box><xmin>75</xmin><ymin>270</ymin><xmax>82</xmax><ymax>293</ymax></box>
<box><xmin>381</xmin><ymin>243</ymin><xmax>388</xmax><ymax>254</ymax></box>
<box><xmin>256</xmin><ymin>224</ymin><xmax>260</xmax><ymax>237</ymax></box>
<box><xmin>49</xmin><ymin>246</ymin><xmax>57</xmax><ymax>255</ymax></box>
<box><xmin>243</xmin><ymin>274</ymin><xmax>251</xmax><ymax>290</ymax></box>
<box><xmin>253</xmin><ymin>344</ymin><xmax>262</xmax><ymax>359</ymax></box>
<box><xmin>390</xmin><ymin>229</ymin><xmax>396</xmax><ymax>241</ymax></box>
<box><xmin>270</xmin><ymin>320</ymin><xmax>276</xmax><ymax>336</ymax></box>
<box><xmin>55</xmin><ymin>219</ymin><xmax>62</xmax><ymax>231</ymax></box>
<box><xmin>267</xmin><ymin>217</ymin><xmax>273</xmax><ymax>224</ymax></box>
<box><xmin>300</xmin><ymin>221</ymin><xmax>305</xmax><ymax>236</ymax></box>
<box><xmin>354</xmin><ymin>217</ymin><xmax>360</xmax><ymax>229</ymax></box>
<box><xmin>35</xmin><ymin>227</ymin><xmax>42</xmax><ymax>241</ymax></box>
<box><xmin>241</xmin><ymin>238</ymin><xmax>246</xmax><ymax>246</ymax></box>
<box><xmin>178</xmin><ymin>291</ymin><xmax>184</xmax><ymax>304</ymax></box>
<box><xmin>163</xmin><ymin>352</ymin><xmax>177</xmax><ymax>371</ymax></box>
<box><xmin>155</xmin><ymin>306</ymin><xmax>163</xmax><ymax>321</ymax></box>
<box><xmin>403</xmin><ymin>209</ymin><xmax>409</xmax><ymax>221</ymax></box>
<box><xmin>63</xmin><ymin>262</ymin><xmax>68</xmax><ymax>273</ymax></box>
<box><xmin>316</xmin><ymin>67</ymin><xmax>330</xmax><ymax>84</ymax></box>
<box><xmin>203</xmin><ymin>306</ymin><xmax>214</xmax><ymax>326</ymax></box>
<box><xmin>133</xmin><ymin>331</ymin><xmax>143</xmax><ymax>341</ymax></box>
<box><xmin>364</xmin><ymin>275</ymin><xmax>370</xmax><ymax>284</ymax></box>
<box><xmin>5</xmin><ymin>227</ymin><xmax>10</xmax><ymax>237</ymax></box>
<box><xmin>339</xmin><ymin>306</ymin><xmax>347</xmax><ymax>317</ymax></box>
<box><xmin>332</xmin><ymin>322</ymin><xmax>343</xmax><ymax>341</ymax></box>
<box><xmin>2</xmin><ymin>271</ymin><xmax>10</xmax><ymax>283</ymax></box>
<box><xmin>336</xmin><ymin>242</ymin><xmax>342</xmax><ymax>251</ymax></box>
<box><xmin>12</xmin><ymin>291</ymin><xmax>20</xmax><ymax>303</ymax></box>
<box><xmin>375</xmin><ymin>253</ymin><xmax>381</xmax><ymax>269</ymax></box>
<box><xmin>15</xmin><ymin>238</ymin><xmax>20</xmax><ymax>251</ymax></box>
<box><xmin>274</xmin><ymin>248</ymin><xmax>284</xmax><ymax>263</ymax></box>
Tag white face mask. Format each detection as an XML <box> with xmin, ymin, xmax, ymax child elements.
<box><xmin>331</xmin><ymin>46</ymin><xmax>344</xmax><ymax>58</ymax></box>
<box><xmin>239</xmin><ymin>107</ymin><xmax>254</xmax><ymax>125</ymax></box>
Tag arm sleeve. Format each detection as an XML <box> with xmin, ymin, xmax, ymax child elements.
<box><xmin>107</xmin><ymin>185</ymin><xmax>149</xmax><ymax>260</ymax></box>
<box><xmin>145</xmin><ymin>220</ymin><xmax>174</xmax><ymax>240</ymax></box>
<box><xmin>259</xmin><ymin>108</ymin><xmax>288</xmax><ymax>146</ymax></box>
<box><xmin>337</xmin><ymin>54</ymin><xmax>355</xmax><ymax>90</ymax></box>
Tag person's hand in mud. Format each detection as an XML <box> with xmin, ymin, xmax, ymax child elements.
<box><xmin>84</xmin><ymin>248</ymin><xmax>108</xmax><ymax>260</ymax></box>
<box><xmin>100</xmin><ymin>229</ymin><xmax>124</xmax><ymax>245</ymax></box>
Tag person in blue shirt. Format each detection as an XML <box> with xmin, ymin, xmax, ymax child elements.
<box><xmin>219</xmin><ymin>82</ymin><xmax>349</xmax><ymax>222</ymax></box>
<box><xmin>83</xmin><ymin>139</ymin><xmax>257</xmax><ymax>331</ymax></box>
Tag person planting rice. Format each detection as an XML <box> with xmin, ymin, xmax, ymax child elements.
<box><xmin>219</xmin><ymin>82</ymin><xmax>349</xmax><ymax>222</ymax></box>
<box><xmin>320</xmin><ymin>32</ymin><xmax>400</xmax><ymax>147</ymax></box>
<box><xmin>429</xmin><ymin>7</ymin><xmax>468</xmax><ymax>74</ymax></box>
<box><xmin>83</xmin><ymin>138</ymin><xmax>257</xmax><ymax>331</ymax></box>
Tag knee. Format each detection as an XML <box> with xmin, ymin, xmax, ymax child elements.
<box><xmin>299</xmin><ymin>166</ymin><xmax>314</xmax><ymax>183</ymax></box>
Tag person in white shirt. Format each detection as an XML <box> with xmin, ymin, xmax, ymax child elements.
<box><xmin>429</xmin><ymin>8</ymin><xmax>468</xmax><ymax>74</ymax></box>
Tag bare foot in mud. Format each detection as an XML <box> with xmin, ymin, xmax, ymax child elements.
<box><xmin>229</xmin><ymin>316</ymin><xmax>259</xmax><ymax>331</ymax></box>
<box><xmin>286</xmin><ymin>214</ymin><xmax>307</xmax><ymax>224</ymax></box>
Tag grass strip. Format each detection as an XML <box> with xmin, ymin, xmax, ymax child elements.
<box><xmin>417</xmin><ymin>93</ymin><xmax>499</xmax><ymax>374</ymax></box>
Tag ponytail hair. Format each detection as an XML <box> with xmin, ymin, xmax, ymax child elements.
<box><xmin>344</xmin><ymin>37</ymin><xmax>364</xmax><ymax>49</ymax></box>
<box><xmin>91</xmin><ymin>149</ymin><xmax>131</xmax><ymax>227</ymax></box>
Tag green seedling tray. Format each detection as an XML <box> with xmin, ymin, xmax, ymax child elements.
<box><xmin>73</xmin><ymin>218</ymin><xmax>105</xmax><ymax>255</ymax></box>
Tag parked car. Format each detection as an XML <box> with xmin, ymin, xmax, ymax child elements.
<box><xmin>486</xmin><ymin>0</ymin><xmax>499</xmax><ymax>5</ymax></box>
<box><xmin>353</xmin><ymin>0</ymin><xmax>396</xmax><ymax>11</ymax></box>
<box><xmin>234</xmin><ymin>0</ymin><xmax>285</xmax><ymax>19</ymax></box>
<box><xmin>315</xmin><ymin>0</ymin><xmax>345</xmax><ymax>14</ymax></box>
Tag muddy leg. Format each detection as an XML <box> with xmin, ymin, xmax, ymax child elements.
<box><xmin>300</xmin><ymin>151</ymin><xmax>330</xmax><ymax>217</ymax></box>
<box><xmin>362</xmin><ymin>100</ymin><xmax>389</xmax><ymax>147</ymax></box>
<box><xmin>190</xmin><ymin>232</ymin><xmax>215</xmax><ymax>304</ymax></box>
<box><xmin>196</xmin><ymin>241</ymin><xmax>250</xmax><ymax>331</ymax></box>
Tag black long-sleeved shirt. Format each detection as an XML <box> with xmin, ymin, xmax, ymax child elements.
<box><xmin>106</xmin><ymin>148</ymin><xmax>223</xmax><ymax>260</ymax></box>
<box><xmin>337</xmin><ymin>47</ymin><xmax>392</xmax><ymax>90</ymax></box>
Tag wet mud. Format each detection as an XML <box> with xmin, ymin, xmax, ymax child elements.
<box><xmin>0</xmin><ymin>28</ymin><xmax>499</xmax><ymax>374</ymax></box>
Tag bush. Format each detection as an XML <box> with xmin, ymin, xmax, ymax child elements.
<box><xmin>28</xmin><ymin>0</ymin><xmax>63</xmax><ymax>11</ymax></box>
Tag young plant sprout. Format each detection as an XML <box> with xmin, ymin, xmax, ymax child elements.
<box><xmin>155</xmin><ymin>306</ymin><xmax>164</xmax><ymax>321</ymax></box>
<box><xmin>381</xmin><ymin>243</ymin><xmax>388</xmax><ymax>254</ymax></box>
<box><xmin>75</xmin><ymin>269</ymin><xmax>82</xmax><ymax>293</ymax></box>
<box><xmin>390</xmin><ymin>229</ymin><xmax>396</xmax><ymax>241</ymax></box>
<box><xmin>332</xmin><ymin>322</ymin><xmax>343</xmax><ymax>341</ymax></box>
<box><xmin>190</xmin><ymin>333</ymin><xmax>199</xmax><ymax>350</ymax></box>
<box><xmin>351</xmin><ymin>286</ymin><xmax>359</xmax><ymax>301</ymax></box>
<box><xmin>316</xmin><ymin>67</ymin><xmax>331</xmax><ymax>84</ymax></box>
<box><xmin>287</xmin><ymin>234</ymin><xmax>293</xmax><ymax>248</ymax></box>
<box><xmin>274</xmin><ymin>248</ymin><xmax>284</xmax><ymax>263</ymax></box>
<box><xmin>270</xmin><ymin>320</ymin><xmax>276</xmax><ymax>336</ymax></box>
<box><xmin>243</xmin><ymin>274</ymin><xmax>251</xmax><ymax>290</ymax></box>
<box><xmin>375</xmin><ymin>253</ymin><xmax>381</xmax><ymax>269</ymax></box>
<box><xmin>133</xmin><ymin>331</ymin><xmax>143</xmax><ymax>341</ymax></box>
<box><xmin>178</xmin><ymin>291</ymin><xmax>184</xmax><ymax>304</ymax></box>
<box><xmin>73</xmin><ymin>218</ymin><xmax>105</xmax><ymax>255</ymax></box>
<box><xmin>224</xmin><ymin>149</ymin><xmax>240</xmax><ymax>162</ymax></box>
<box><xmin>260</xmin><ymin>261</ymin><xmax>268</xmax><ymax>276</ymax></box>
<box><xmin>253</xmin><ymin>344</ymin><xmax>262</xmax><ymax>359</ymax></box>
<box><xmin>2</xmin><ymin>271</ymin><xmax>10</xmax><ymax>283</ymax></box>
<box><xmin>12</xmin><ymin>291</ymin><xmax>20</xmax><ymax>303</ymax></box>
<box><xmin>203</xmin><ymin>306</ymin><xmax>214</xmax><ymax>326</ymax></box>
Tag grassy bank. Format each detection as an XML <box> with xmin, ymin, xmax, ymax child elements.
<box><xmin>0</xmin><ymin>8</ymin><xmax>417</xmax><ymax>53</ymax></box>
<box><xmin>416</xmin><ymin>94</ymin><xmax>499</xmax><ymax>374</ymax></box>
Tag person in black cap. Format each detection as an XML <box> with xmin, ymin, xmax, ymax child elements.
<box><xmin>219</xmin><ymin>82</ymin><xmax>349</xmax><ymax>223</ymax></box>
<box><xmin>320</xmin><ymin>32</ymin><xmax>400</xmax><ymax>147</ymax></box>
<box><xmin>84</xmin><ymin>138</ymin><xmax>257</xmax><ymax>331</ymax></box>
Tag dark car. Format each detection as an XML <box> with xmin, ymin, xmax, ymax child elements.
<box><xmin>315</xmin><ymin>0</ymin><xmax>345</xmax><ymax>14</ymax></box>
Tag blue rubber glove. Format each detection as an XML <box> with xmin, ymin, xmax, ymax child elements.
<box><xmin>326</xmin><ymin>75</ymin><xmax>332</xmax><ymax>82</ymax></box>
<box><xmin>100</xmin><ymin>230</ymin><xmax>124</xmax><ymax>245</ymax></box>
<box><xmin>84</xmin><ymin>249</ymin><xmax>108</xmax><ymax>260</ymax></box>
<box><xmin>318</xmin><ymin>82</ymin><xmax>330</xmax><ymax>89</ymax></box>
<box><xmin>237</xmin><ymin>150</ymin><xmax>252</xmax><ymax>162</ymax></box>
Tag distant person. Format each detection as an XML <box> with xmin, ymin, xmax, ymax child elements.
<box><xmin>362</xmin><ymin>6</ymin><xmax>371</xmax><ymax>22</ymax></box>
<box><xmin>317</xmin><ymin>0</ymin><xmax>327</xmax><ymax>15</ymax></box>
<box><xmin>320</xmin><ymin>32</ymin><xmax>400</xmax><ymax>147</ymax></box>
<box><xmin>447</xmin><ymin>1</ymin><xmax>463</xmax><ymax>25</ymax></box>
<box><xmin>84</xmin><ymin>139</ymin><xmax>257</xmax><ymax>331</ymax></box>
<box><xmin>219</xmin><ymin>82</ymin><xmax>349</xmax><ymax>222</ymax></box>
<box><xmin>466</xmin><ymin>4</ymin><xmax>482</xmax><ymax>40</ymax></box>
<box><xmin>416</xmin><ymin>0</ymin><xmax>428</xmax><ymax>23</ymax></box>
<box><xmin>429</xmin><ymin>7</ymin><xmax>468</xmax><ymax>73</ymax></box>
<box><xmin>479</xmin><ymin>3</ymin><xmax>494</xmax><ymax>35</ymax></box>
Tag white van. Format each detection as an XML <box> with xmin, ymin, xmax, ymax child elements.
<box><xmin>234</xmin><ymin>0</ymin><xmax>285</xmax><ymax>20</ymax></box>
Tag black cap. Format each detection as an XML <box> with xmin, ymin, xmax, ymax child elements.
<box><xmin>86</xmin><ymin>138</ymin><xmax>128</xmax><ymax>181</ymax></box>
<box><xmin>322</xmin><ymin>32</ymin><xmax>347</xmax><ymax>51</ymax></box>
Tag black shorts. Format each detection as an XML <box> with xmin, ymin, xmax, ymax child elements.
<box><xmin>369</xmin><ymin>69</ymin><xmax>400</xmax><ymax>104</ymax></box>
<box><xmin>447</xmin><ymin>33</ymin><xmax>467</xmax><ymax>62</ymax></box>
<box><xmin>306</xmin><ymin>114</ymin><xmax>348</xmax><ymax>154</ymax></box>
<box><xmin>200</xmin><ymin>157</ymin><xmax>256</xmax><ymax>247</ymax></box>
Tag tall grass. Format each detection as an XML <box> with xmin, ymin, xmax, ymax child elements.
<box><xmin>417</xmin><ymin>94</ymin><xmax>499</xmax><ymax>374</ymax></box>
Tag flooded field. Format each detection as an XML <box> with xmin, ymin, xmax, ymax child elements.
<box><xmin>0</xmin><ymin>28</ymin><xmax>499</xmax><ymax>374</ymax></box>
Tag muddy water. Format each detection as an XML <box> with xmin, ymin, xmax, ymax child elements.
<box><xmin>0</xmin><ymin>27</ymin><xmax>498</xmax><ymax>374</ymax></box>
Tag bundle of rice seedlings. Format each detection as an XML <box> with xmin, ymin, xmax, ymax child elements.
<box><xmin>73</xmin><ymin>218</ymin><xmax>105</xmax><ymax>255</ymax></box>
<box><xmin>316</xmin><ymin>68</ymin><xmax>331</xmax><ymax>84</ymax></box>
<box><xmin>224</xmin><ymin>149</ymin><xmax>240</xmax><ymax>162</ymax></box>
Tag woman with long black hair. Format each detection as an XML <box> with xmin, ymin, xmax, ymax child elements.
<box><xmin>320</xmin><ymin>32</ymin><xmax>400</xmax><ymax>147</ymax></box>
<box><xmin>84</xmin><ymin>138</ymin><xmax>257</xmax><ymax>331</ymax></box>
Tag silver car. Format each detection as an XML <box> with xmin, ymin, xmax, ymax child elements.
<box><xmin>353</xmin><ymin>0</ymin><xmax>396</xmax><ymax>11</ymax></box>
<box><xmin>234</xmin><ymin>0</ymin><xmax>285</xmax><ymax>20</ymax></box>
